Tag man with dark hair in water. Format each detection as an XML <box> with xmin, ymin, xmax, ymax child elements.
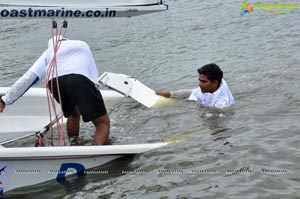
<box><xmin>156</xmin><ymin>63</ymin><xmax>234</xmax><ymax>109</ymax></box>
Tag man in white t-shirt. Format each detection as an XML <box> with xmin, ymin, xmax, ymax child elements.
<box><xmin>156</xmin><ymin>63</ymin><xmax>234</xmax><ymax>109</ymax></box>
<box><xmin>0</xmin><ymin>37</ymin><xmax>110</xmax><ymax>145</ymax></box>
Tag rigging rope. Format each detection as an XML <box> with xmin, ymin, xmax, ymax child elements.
<box><xmin>38</xmin><ymin>20</ymin><xmax>68</xmax><ymax>147</ymax></box>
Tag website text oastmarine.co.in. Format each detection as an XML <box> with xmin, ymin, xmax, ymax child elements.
<box><xmin>0</xmin><ymin>7</ymin><xmax>117</xmax><ymax>18</ymax></box>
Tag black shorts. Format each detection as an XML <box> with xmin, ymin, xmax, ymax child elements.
<box><xmin>48</xmin><ymin>74</ymin><xmax>107</xmax><ymax>122</ymax></box>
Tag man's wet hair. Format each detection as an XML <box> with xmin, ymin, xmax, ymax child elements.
<box><xmin>197</xmin><ymin>63</ymin><xmax>223</xmax><ymax>86</ymax></box>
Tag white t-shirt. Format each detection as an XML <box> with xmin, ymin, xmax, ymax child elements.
<box><xmin>188</xmin><ymin>79</ymin><xmax>235</xmax><ymax>108</ymax></box>
<box><xmin>29</xmin><ymin>38</ymin><xmax>99</xmax><ymax>85</ymax></box>
<box><xmin>2</xmin><ymin>39</ymin><xmax>99</xmax><ymax>105</ymax></box>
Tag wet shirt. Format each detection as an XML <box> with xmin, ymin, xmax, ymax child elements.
<box><xmin>188</xmin><ymin>79</ymin><xmax>235</xmax><ymax>108</ymax></box>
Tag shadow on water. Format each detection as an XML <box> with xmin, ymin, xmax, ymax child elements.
<box><xmin>198</xmin><ymin>106</ymin><xmax>235</xmax><ymax>146</ymax></box>
<box><xmin>2</xmin><ymin>155</ymin><xmax>137</xmax><ymax>199</ymax></box>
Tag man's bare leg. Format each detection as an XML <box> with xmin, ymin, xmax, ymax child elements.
<box><xmin>67</xmin><ymin>107</ymin><xmax>81</xmax><ymax>138</ymax></box>
<box><xmin>92</xmin><ymin>113</ymin><xmax>110</xmax><ymax>145</ymax></box>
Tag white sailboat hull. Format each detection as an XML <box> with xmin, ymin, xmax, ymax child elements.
<box><xmin>0</xmin><ymin>143</ymin><xmax>168</xmax><ymax>193</ymax></box>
